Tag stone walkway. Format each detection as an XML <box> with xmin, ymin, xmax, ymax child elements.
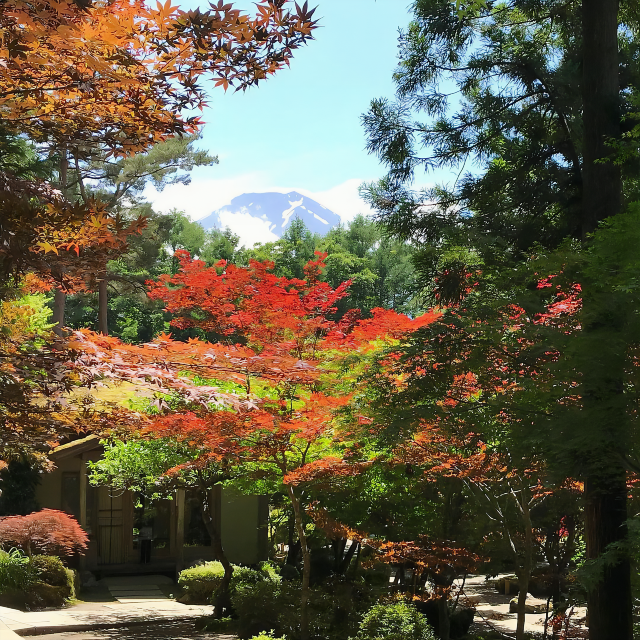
<box><xmin>102</xmin><ymin>575</ymin><xmax>173</xmax><ymax>604</ymax></box>
<box><xmin>457</xmin><ymin>574</ymin><xmax>588</xmax><ymax>638</ymax></box>
<box><xmin>26</xmin><ymin>621</ymin><xmax>235</xmax><ymax>640</ymax></box>
<box><xmin>0</xmin><ymin>575</ymin><xmax>213</xmax><ymax>638</ymax></box>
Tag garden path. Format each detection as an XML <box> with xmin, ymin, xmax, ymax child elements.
<box><xmin>0</xmin><ymin>575</ymin><xmax>213</xmax><ymax>637</ymax></box>
<box><xmin>0</xmin><ymin>572</ymin><xmax>590</xmax><ymax>639</ymax></box>
<box><xmin>22</xmin><ymin>621</ymin><xmax>233</xmax><ymax>640</ymax></box>
<box><xmin>458</xmin><ymin>574</ymin><xmax>588</xmax><ymax>638</ymax></box>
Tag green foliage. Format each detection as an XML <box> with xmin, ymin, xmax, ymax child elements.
<box><xmin>88</xmin><ymin>439</ymin><xmax>196</xmax><ymax>501</ymax></box>
<box><xmin>29</xmin><ymin>555</ymin><xmax>69</xmax><ymax>588</ymax></box>
<box><xmin>15</xmin><ymin>294</ymin><xmax>54</xmax><ymax>334</ymax></box>
<box><xmin>0</xmin><ymin>549</ymin><xmax>34</xmax><ymax>594</ymax></box>
<box><xmin>201</xmin><ymin>227</ymin><xmax>243</xmax><ymax>266</ymax></box>
<box><xmin>246</xmin><ymin>218</ymin><xmax>320</xmax><ymax>281</ymax></box>
<box><xmin>178</xmin><ymin>561</ymin><xmax>280</xmax><ymax>607</ymax></box>
<box><xmin>361</xmin><ymin>0</ymin><xmax>640</xmax><ymax>290</ymax></box>
<box><xmin>242</xmin><ymin>215</ymin><xmax>421</xmax><ymax>318</ymax></box>
<box><xmin>247</xmin><ymin>633</ymin><xmax>286</xmax><ymax>640</ymax></box>
<box><xmin>0</xmin><ymin>459</ymin><xmax>40</xmax><ymax>516</ymax></box>
<box><xmin>79</xmin><ymin>135</ymin><xmax>217</xmax><ymax>212</ymax></box>
<box><xmin>257</xmin><ymin>560</ymin><xmax>281</xmax><ymax>582</ymax></box>
<box><xmin>0</xmin><ymin>552</ymin><xmax>71</xmax><ymax>610</ymax></box>
<box><xmin>230</xmin><ymin>579</ymin><xmax>286</xmax><ymax>639</ymax></box>
<box><xmin>87</xmin><ymin>432</ymin><xmax>234</xmax><ymax>504</ymax></box>
<box><xmin>231</xmin><ymin>575</ymin><xmax>377</xmax><ymax>640</ymax></box>
<box><xmin>0</xmin><ymin>127</ymin><xmax>52</xmax><ymax>181</ymax></box>
<box><xmin>178</xmin><ymin>561</ymin><xmax>226</xmax><ymax>603</ymax></box>
<box><xmin>231</xmin><ymin>564</ymin><xmax>281</xmax><ymax>592</ymax></box>
<box><xmin>319</xmin><ymin>215</ymin><xmax>421</xmax><ymax>317</ymax></box>
<box><xmin>350</xmin><ymin>601</ymin><xmax>435</xmax><ymax>640</ymax></box>
<box><xmin>64</xmin><ymin>134</ymin><xmax>217</xmax><ymax>342</ymax></box>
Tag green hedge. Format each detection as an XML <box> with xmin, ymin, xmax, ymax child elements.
<box><xmin>178</xmin><ymin>561</ymin><xmax>226</xmax><ymax>603</ymax></box>
<box><xmin>178</xmin><ymin>561</ymin><xmax>281</xmax><ymax>605</ymax></box>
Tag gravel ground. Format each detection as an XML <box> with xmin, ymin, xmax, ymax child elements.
<box><xmin>37</xmin><ymin>620</ymin><xmax>236</xmax><ymax>640</ymax></box>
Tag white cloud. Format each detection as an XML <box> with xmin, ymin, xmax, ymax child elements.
<box><xmin>217</xmin><ymin>208</ymin><xmax>279</xmax><ymax>248</ymax></box>
<box><xmin>143</xmin><ymin>172</ymin><xmax>271</xmax><ymax>222</ymax></box>
<box><xmin>144</xmin><ymin>175</ymin><xmax>376</xmax><ymax>247</ymax></box>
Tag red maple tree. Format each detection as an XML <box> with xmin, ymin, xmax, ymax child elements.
<box><xmin>71</xmin><ymin>252</ymin><xmax>439</xmax><ymax>633</ymax></box>
<box><xmin>0</xmin><ymin>509</ymin><xmax>88</xmax><ymax>558</ymax></box>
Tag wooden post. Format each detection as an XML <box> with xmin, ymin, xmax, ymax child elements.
<box><xmin>79</xmin><ymin>457</ymin><xmax>88</xmax><ymax>571</ymax></box>
<box><xmin>175</xmin><ymin>488</ymin><xmax>185</xmax><ymax>580</ymax></box>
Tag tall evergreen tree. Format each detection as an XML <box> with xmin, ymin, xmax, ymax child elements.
<box><xmin>362</xmin><ymin>1</ymin><xmax>640</xmax><ymax>637</ymax></box>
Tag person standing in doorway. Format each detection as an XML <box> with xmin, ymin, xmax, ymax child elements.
<box><xmin>140</xmin><ymin>521</ymin><xmax>152</xmax><ymax>563</ymax></box>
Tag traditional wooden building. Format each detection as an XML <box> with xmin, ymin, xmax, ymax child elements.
<box><xmin>36</xmin><ymin>435</ymin><xmax>269</xmax><ymax>575</ymax></box>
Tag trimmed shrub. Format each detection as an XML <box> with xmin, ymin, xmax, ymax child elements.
<box><xmin>178</xmin><ymin>561</ymin><xmax>225</xmax><ymax>603</ymax></box>
<box><xmin>29</xmin><ymin>582</ymin><xmax>71</xmax><ymax>608</ymax></box>
<box><xmin>30</xmin><ymin>555</ymin><xmax>69</xmax><ymax>587</ymax></box>
<box><xmin>178</xmin><ymin>561</ymin><xmax>281</xmax><ymax>605</ymax></box>
<box><xmin>229</xmin><ymin>565</ymin><xmax>282</xmax><ymax>632</ymax></box>
<box><xmin>350</xmin><ymin>601</ymin><xmax>436</xmax><ymax>640</ymax></box>
<box><xmin>258</xmin><ymin>561</ymin><xmax>280</xmax><ymax>582</ymax></box>
<box><xmin>29</xmin><ymin>555</ymin><xmax>75</xmax><ymax>603</ymax></box>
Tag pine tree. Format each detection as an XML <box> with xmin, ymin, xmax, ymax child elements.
<box><xmin>362</xmin><ymin>1</ymin><xmax>640</xmax><ymax>637</ymax></box>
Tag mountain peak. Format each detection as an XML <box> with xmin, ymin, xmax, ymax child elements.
<box><xmin>197</xmin><ymin>191</ymin><xmax>341</xmax><ymax>238</ymax></box>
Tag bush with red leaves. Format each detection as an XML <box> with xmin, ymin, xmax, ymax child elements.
<box><xmin>0</xmin><ymin>509</ymin><xmax>88</xmax><ymax>557</ymax></box>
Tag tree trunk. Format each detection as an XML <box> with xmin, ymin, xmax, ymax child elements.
<box><xmin>53</xmin><ymin>288</ymin><xmax>66</xmax><ymax>337</ymax></box>
<box><xmin>286</xmin><ymin>511</ymin><xmax>297</xmax><ymax>565</ymax></box>
<box><xmin>351</xmin><ymin>541</ymin><xmax>361</xmax><ymax>578</ymax></box>
<box><xmin>514</xmin><ymin>487</ymin><xmax>533</xmax><ymax>640</ymax></box>
<box><xmin>337</xmin><ymin>538</ymin><xmax>358</xmax><ymax>575</ymax></box>
<box><xmin>437</xmin><ymin>595</ymin><xmax>450</xmax><ymax>640</ymax></box>
<box><xmin>98</xmin><ymin>273</ymin><xmax>108</xmax><ymax>335</ymax></box>
<box><xmin>287</xmin><ymin>485</ymin><xmax>310</xmax><ymax>640</ymax></box>
<box><xmin>515</xmin><ymin>567</ymin><xmax>531</xmax><ymax>640</ymax></box>
<box><xmin>580</xmin><ymin>2</ymin><xmax>632</xmax><ymax>638</ymax></box>
<box><xmin>581</xmin><ymin>0</ymin><xmax>621</xmax><ymax>239</ymax></box>
<box><xmin>198</xmin><ymin>491</ymin><xmax>233</xmax><ymax>618</ymax></box>
<box><xmin>585</xmin><ymin>469</ymin><xmax>631</xmax><ymax>640</ymax></box>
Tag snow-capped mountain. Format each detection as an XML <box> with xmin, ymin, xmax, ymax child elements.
<box><xmin>198</xmin><ymin>191</ymin><xmax>342</xmax><ymax>237</ymax></box>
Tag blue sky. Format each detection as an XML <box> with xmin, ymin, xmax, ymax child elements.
<box><xmin>146</xmin><ymin>0</ymin><xmax>421</xmax><ymax>243</ymax></box>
